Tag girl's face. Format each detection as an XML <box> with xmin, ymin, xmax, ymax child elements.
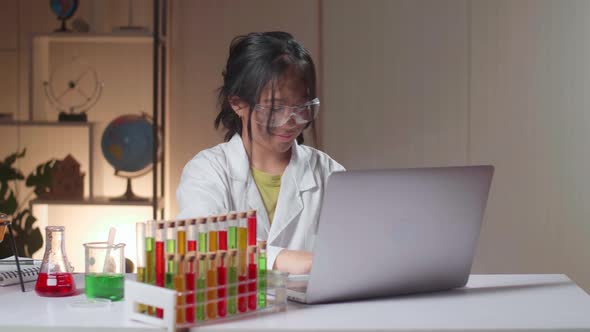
<box><xmin>233</xmin><ymin>70</ymin><xmax>309</xmax><ymax>155</ymax></box>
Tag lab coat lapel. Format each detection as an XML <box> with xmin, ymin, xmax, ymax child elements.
<box><xmin>268</xmin><ymin>141</ymin><xmax>317</xmax><ymax>243</ymax></box>
<box><xmin>226</xmin><ymin>134</ymin><xmax>271</xmax><ymax>234</ymax></box>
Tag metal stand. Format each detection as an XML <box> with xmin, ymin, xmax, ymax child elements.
<box><xmin>0</xmin><ymin>220</ymin><xmax>25</xmax><ymax>292</ymax></box>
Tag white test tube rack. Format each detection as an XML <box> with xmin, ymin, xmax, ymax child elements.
<box><xmin>125</xmin><ymin>270</ymin><xmax>288</xmax><ymax>332</ymax></box>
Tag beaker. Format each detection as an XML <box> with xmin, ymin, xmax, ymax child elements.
<box><xmin>83</xmin><ymin>242</ymin><xmax>125</xmax><ymax>301</ymax></box>
<box><xmin>35</xmin><ymin>226</ymin><xmax>76</xmax><ymax>297</ymax></box>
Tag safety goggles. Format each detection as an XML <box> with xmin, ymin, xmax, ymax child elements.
<box><xmin>252</xmin><ymin>98</ymin><xmax>320</xmax><ymax>128</ymax></box>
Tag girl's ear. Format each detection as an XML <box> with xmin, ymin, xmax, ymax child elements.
<box><xmin>229</xmin><ymin>96</ymin><xmax>247</xmax><ymax>117</ymax></box>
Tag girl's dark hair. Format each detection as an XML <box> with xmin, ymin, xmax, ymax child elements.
<box><xmin>215</xmin><ymin>31</ymin><xmax>317</xmax><ymax>144</ymax></box>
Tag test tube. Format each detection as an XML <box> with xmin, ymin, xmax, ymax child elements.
<box><xmin>206</xmin><ymin>252</ymin><xmax>217</xmax><ymax>319</ymax></box>
<box><xmin>185</xmin><ymin>253</ymin><xmax>196</xmax><ymax>323</ymax></box>
<box><xmin>227</xmin><ymin>212</ymin><xmax>238</xmax><ymax>250</ymax></box>
<box><xmin>257</xmin><ymin>240</ymin><xmax>267</xmax><ymax>308</ymax></box>
<box><xmin>217</xmin><ymin>250</ymin><xmax>228</xmax><ymax>318</ymax></box>
<box><xmin>237</xmin><ymin>211</ymin><xmax>248</xmax><ymax>313</ymax></box>
<box><xmin>166</xmin><ymin>253</ymin><xmax>177</xmax><ymax>321</ymax></box>
<box><xmin>174</xmin><ymin>254</ymin><xmax>186</xmax><ymax>324</ymax></box>
<box><xmin>208</xmin><ymin>216</ymin><xmax>218</xmax><ymax>253</ymax></box>
<box><xmin>247</xmin><ymin>210</ymin><xmax>257</xmax><ymax>246</ymax></box>
<box><xmin>186</xmin><ymin>219</ymin><xmax>197</xmax><ymax>321</ymax></box>
<box><xmin>146</xmin><ymin>220</ymin><xmax>157</xmax><ymax>315</ymax></box>
<box><xmin>177</xmin><ymin>220</ymin><xmax>187</xmax><ymax>256</ymax></box>
<box><xmin>187</xmin><ymin>219</ymin><xmax>197</xmax><ymax>253</ymax></box>
<box><xmin>166</xmin><ymin>253</ymin><xmax>177</xmax><ymax>289</ymax></box>
<box><xmin>237</xmin><ymin>211</ymin><xmax>248</xmax><ymax>276</ymax></box>
<box><xmin>166</xmin><ymin>221</ymin><xmax>177</xmax><ymax>289</ymax></box>
<box><xmin>197</xmin><ymin>217</ymin><xmax>207</xmax><ymax>254</ymax></box>
<box><xmin>135</xmin><ymin>222</ymin><xmax>147</xmax><ymax>313</ymax></box>
<box><xmin>155</xmin><ymin>222</ymin><xmax>166</xmax><ymax>318</ymax></box>
<box><xmin>196</xmin><ymin>253</ymin><xmax>207</xmax><ymax>321</ymax></box>
<box><xmin>227</xmin><ymin>249</ymin><xmax>238</xmax><ymax>315</ymax></box>
<box><xmin>218</xmin><ymin>214</ymin><xmax>228</xmax><ymax>251</ymax></box>
<box><xmin>247</xmin><ymin>246</ymin><xmax>258</xmax><ymax>311</ymax></box>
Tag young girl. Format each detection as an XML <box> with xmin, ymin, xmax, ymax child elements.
<box><xmin>176</xmin><ymin>31</ymin><xmax>344</xmax><ymax>274</ymax></box>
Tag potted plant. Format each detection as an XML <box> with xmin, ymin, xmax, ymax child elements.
<box><xmin>0</xmin><ymin>149</ymin><xmax>58</xmax><ymax>258</ymax></box>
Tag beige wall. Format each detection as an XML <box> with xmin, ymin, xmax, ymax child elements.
<box><xmin>322</xmin><ymin>0</ymin><xmax>590</xmax><ymax>291</ymax></box>
<box><xmin>470</xmin><ymin>0</ymin><xmax>590</xmax><ymax>289</ymax></box>
<box><xmin>167</xmin><ymin>0</ymin><xmax>320</xmax><ymax>216</ymax></box>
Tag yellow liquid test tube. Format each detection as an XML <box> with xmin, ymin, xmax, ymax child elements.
<box><xmin>177</xmin><ymin>220</ymin><xmax>187</xmax><ymax>256</ymax></box>
<box><xmin>174</xmin><ymin>254</ymin><xmax>186</xmax><ymax>325</ymax></box>
<box><xmin>208</xmin><ymin>216</ymin><xmax>218</xmax><ymax>253</ymax></box>
<box><xmin>237</xmin><ymin>211</ymin><xmax>248</xmax><ymax>276</ymax></box>
<box><xmin>206</xmin><ymin>252</ymin><xmax>217</xmax><ymax>319</ymax></box>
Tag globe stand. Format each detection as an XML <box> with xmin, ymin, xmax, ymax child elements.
<box><xmin>110</xmin><ymin>177</ymin><xmax>149</xmax><ymax>202</ymax></box>
<box><xmin>54</xmin><ymin>17</ymin><xmax>72</xmax><ymax>33</ymax></box>
<box><xmin>59</xmin><ymin>112</ymin><xmax>87</xmax><ymax>122</ymax></box>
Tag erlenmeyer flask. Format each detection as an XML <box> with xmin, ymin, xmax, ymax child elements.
<box><xmin>35</xmin><ymin>226</ymin><xmax>76</xmax><ymax>297</ymax></box>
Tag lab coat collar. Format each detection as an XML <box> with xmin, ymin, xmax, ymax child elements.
<box><xmin>226</xmin><ymin>134</ymin><xmax>317</xmax><ymax>238</ymax></box>
<box><xmin>226</xmin><ymin>134</ymin><xmax>316</xmax><ymax>191</ymax></box>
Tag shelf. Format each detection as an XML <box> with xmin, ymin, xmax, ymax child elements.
<box><xmin>0</xmin><ymin>121</ymin><xmax>94</xmax><ymax>127</ymax></box>
<box><xmin>33</xmin><ymin>32</ymin><xmax>153</xmax><ymax>44</ymax></box>
<box><xmin>30</xmin><ymin>197</ymin><xmax>163</xmax><ymax>208</ymax></box>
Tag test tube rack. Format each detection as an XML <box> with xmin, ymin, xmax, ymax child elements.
<box><xmin>125</xmin><ymin>270</ymin><xmax>288</xmax><ymax>332</ymax></box>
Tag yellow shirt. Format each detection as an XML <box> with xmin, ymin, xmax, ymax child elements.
<box><xmin>251</xmin><ymin>167</ymin><xmax>282</xmax><ymax>224</ymax></box>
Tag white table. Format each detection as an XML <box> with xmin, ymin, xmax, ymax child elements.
<box><xmin>1</xmin><ymin>274</ymin><xmax>589</xmax><ymax>331</ymax></box>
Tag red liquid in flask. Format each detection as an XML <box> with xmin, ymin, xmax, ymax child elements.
<box><xmin>35</xmin><ymin>272</ymin><xmax>76</xmax><ymax>297</ymax></box>
<box><xmin>35</xmin><ymin>226</ymin><xmax>76</xmax><ymax>297</ymax></box>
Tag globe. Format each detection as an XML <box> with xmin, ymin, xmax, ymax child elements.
<box><xmin>101</xmin><ymin>114</ymin><xmax>154</xmax><ymax>201</ymax></box>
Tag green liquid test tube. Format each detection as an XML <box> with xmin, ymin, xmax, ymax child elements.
<box><xmin>196</xmin><ymin>253</ymin><xmax>207</xmax><ymax>321</ymax></box>
<box><xmin>166</xmin><ymin>221</ymin><xmax>176</xmax><ymax>275</ymax></box>
<box><xmin>228</xmin><ymin>212</ymin><xmax>238</xmax><ymax>250</ymax></box>
<box><xmin>166</xmin><ymin>253</ymin><xmax>176</xmax><ymax>289</ymax></box>
<box><xmin>257</xmin><ymin>241</ymin><xmax>267</xmax><ymax>308</ymax></box>
<box><xmin>198</xmin><ymin>217</ymin><xmax>208</xmax><ymax>254</ymax></box>
<box><xmin>145</xmin><ymin>221</ymin><xmax>156</xmax><ymax>316</ymax></box>
<box><xmin>227</xmin><ymin>249</ymin><xmax>238</xmax><ymax>315</ymax></box>
<box><xmin>146</xmin><ymin>221</ymin><xmax>156</xmax><ymax>285</ymax></box>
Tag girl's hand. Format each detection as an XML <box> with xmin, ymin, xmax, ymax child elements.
<box><xmin>274</xmin><ymin>249</ymin><xmax>313</xmax><ymax>274</ymax></box>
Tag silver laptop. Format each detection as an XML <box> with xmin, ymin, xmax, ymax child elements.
<box><xmin>287</xmin><ymin>165</ymin><xmax>494</xmax><ymax>304</ymax></box>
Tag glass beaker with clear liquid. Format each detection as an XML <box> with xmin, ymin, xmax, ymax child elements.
<box><xmin>35</xmin><ymin>226</ymin><xmax>76</xmax><ymax>297</ymax></box>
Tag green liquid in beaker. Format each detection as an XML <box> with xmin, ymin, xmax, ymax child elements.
<box><xmin>85</xmin><ymin>273</ymin><xmax>124</xmax><ymax>301</ymax></box>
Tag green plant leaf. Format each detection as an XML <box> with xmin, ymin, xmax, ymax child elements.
<box><xmin>26</xmin><ymin>159</ymin><xmax>57</xmax><ymax>196</ymax></box>
<box><xmin>24</xmin><ymin>211</ymin><xmax>37</xmax><ymax>233</ymax></box>
<box><xmin>0</xmin><ymin>149</ymin><xmax>26</xmax><ymax>184</ymax></box>
<box><xmin>9</xmin><ymin>209</ymin><xmax>42</xmax><ymax>257</ymax></box>
<box><xmin>0</xmin><ymin>164</ymin><xmax>25</xmax><ymax>183</ymax></box>
<box><xmin>0</xmin><ymin>183</ymin><xmax>17</xmax><ymax>215</ymax></box>
<box><xmin>2</xmin><ymin>149</ymin><xmax>26</xmax><ymax>167</ymax></box>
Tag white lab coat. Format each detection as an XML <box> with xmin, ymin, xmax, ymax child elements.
<box><xmin>176</xmin><ymin>134</ymin><xmax>345</xmax><ymax>270</ymax></box>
